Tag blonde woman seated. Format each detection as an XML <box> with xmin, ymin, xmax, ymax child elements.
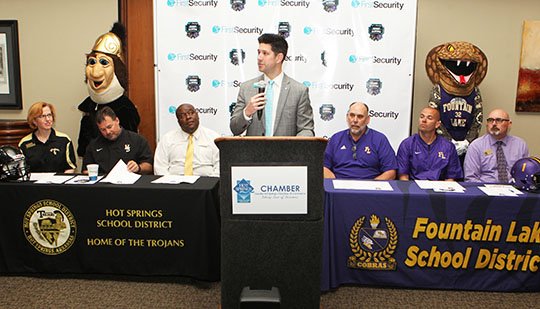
<box><xmin>18</xmin><ymin>102</ymin><xmax>77</xmax><ymax>173</ymax></box>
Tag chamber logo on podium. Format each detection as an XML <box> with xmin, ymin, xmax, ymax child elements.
<box><xmin>23</xmin><ymin>199</ymin><xmax>77</xmax><ymax>255</ymax></box>
<box><xmin>234</xmin><ymin>178</ymin><xmax>254</xmax><ymax>203</ymax></box>
<box><xmin>348</xmin><ymin>214</ymin><xmax>397</xmax><ymax>270</ymax></box>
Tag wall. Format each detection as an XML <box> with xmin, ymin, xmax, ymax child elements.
<box><xmin>414</xmin><ymin>0</ymin><xmax>540</xmax><ymax>155</ymax></box>
<box><xmin>0</xmin><ymin>0</ymin><xmax>118</xmax><ymax>169</ymax></box>
<box><xmin>2</xmin><ymin>0</ymin><xmax>540</xmax><ymax>165</ymax></box>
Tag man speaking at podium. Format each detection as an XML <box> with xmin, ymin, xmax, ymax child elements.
<box><xmin>230</xmin><ymin>33</ymin><xmax>314</xmax><ymax>136</ymax></box>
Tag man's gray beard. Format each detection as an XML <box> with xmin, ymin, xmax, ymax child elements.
<box><xmin>490</xmin><ymin>129</ymin><xmax>500</xmax><ymax>136</ymax></box>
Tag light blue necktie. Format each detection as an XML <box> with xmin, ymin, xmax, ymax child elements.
<box><xmin>265</xmin><ymin>80</ymin><xmax>274</xmax><ymax>136</ymax></box>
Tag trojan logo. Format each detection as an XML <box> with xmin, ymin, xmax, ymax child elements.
<box><xmin>50</xmin><ymin>148</ymin><xmax>60</xmax><ymax>155</ymax></box>
<box><xmin>348</xmin><ymin>214</ymin><xmax>397</xmax><ymax>270</ymax></box>
<box><xmin>23</xmin><ymin>199</ymin><xmax>77</xmax><ymax>255</ymax></box>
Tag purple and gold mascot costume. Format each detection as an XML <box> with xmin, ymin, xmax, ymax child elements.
<box><xmin>77</xmin><ymin>23</ymin><xmax>140</xmax><ymax>156</ymax></box>
<box><xmin>426</xmin><ymin>42</ymin><xmax>488</xmax><ymax>160</ymax></box>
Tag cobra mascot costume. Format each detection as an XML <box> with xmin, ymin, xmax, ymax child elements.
<box><xmin>76</xmin><ymin>23</ymin><xmax>140</xmax><ymax>157</ymax></box>
<box><xmin>426</xmin><ymin>41</ymin><xmax>488</xmax><ymax>159</ymax></box>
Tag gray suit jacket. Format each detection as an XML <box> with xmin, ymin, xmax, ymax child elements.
<box><xmin>230</xmin><ymin>74</ymin><xmax>314</xmax><ymax>136</ymax></box>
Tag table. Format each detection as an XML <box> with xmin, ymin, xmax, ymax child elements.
<box><xmin>0</xmin><ymin>176</ymin><xmax>220</xmax><ymax>281</ymax></box>
<box><xmin>322</xmin><ymin>180</ymin><xmax>540</xmax><ymax>292</ymax></box>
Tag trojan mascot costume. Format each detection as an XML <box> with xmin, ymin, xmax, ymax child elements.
<box><xmin>76</xmin><ymin>23</ymin><xmax>140</xmax><ymax>156</ymax></box>
<box><xmin>426</xmin><ymin>41</ymin><xmax>488</xmax><ymax>158</ymax></box>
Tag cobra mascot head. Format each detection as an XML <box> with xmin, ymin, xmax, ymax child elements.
<box><xmin>85</xmin><ymin>23</ymin><xmax>127</xmax><ymax>104</ymax></box>
<box><xmin>426</xmin><ymin>41</ymin><xmax>488</xmax><ymax>96</ymax></box>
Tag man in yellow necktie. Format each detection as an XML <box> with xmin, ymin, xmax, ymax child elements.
<box><xmin>154</xmin><ymin>104</ymin><xmax>221</xmax><ymax>177</ymax></box>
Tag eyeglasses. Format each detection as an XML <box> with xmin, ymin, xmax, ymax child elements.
<box><xmin>486</xmin><ymin>118</ymin><xmax>509</xmax><ymax>124</ymax></box>
<box><xmin>37</xmin><ymin>113</ymin><xmax>53</xmax><ymax>119</ymax></box>
<box><xmin>178</xmin><ymin>110</ymin><xmax>196</xmax><ymax>119</ymax></box>
<box><xmin>352</xmin><ymin>145</ymin><xmax>357</xmax><ymax>160</ymax></box>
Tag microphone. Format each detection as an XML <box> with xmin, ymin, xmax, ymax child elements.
<box><xmin>253</xmin><ymin>80</ymin><xmax>266</xmax><ymax>120</ymax></box>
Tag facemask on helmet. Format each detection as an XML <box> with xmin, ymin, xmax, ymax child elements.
<box><xmin>510</xmin><ymin>156</ymin><xmax>540</xmax><ymax>191</ymax></box>
<box><xmin>0</xmin><ymin>145</ymin><xmax>31</xmax><ymax>182</ymax></box>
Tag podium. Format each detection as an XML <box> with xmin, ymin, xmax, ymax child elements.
<box><xmin>215</xmin><ymin>136</ymin><xmax>327</xmax><ymax>309</ymax></box>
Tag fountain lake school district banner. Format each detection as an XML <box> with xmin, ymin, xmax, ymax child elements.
<box><xmin>154</xmin><ymin>0</ymin><xmax>417</xmax><ymax>150</ymax></box>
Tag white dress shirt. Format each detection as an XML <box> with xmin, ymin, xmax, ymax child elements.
<box><xmin>154</xmin><ymin>126</ymin><xmax>220</xmax><ymax>177</ymax></box>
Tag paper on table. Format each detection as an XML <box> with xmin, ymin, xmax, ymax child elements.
<box><xmin>415</xmin><ymin>180</ymin><xmax>465</xmax><ymax>192</ymax></box>
<box><xmin>151</xmin><ymin>175</ymin><xmax>200</xmax><ymax>184</ymax></box>
<box><xmin>478</xmin><ymin>186</ymin><xmax>519</xmax><ymax>197</ymax></box>
<box><xmin>34</xmin><ymin>174</ymin><xmax>76</xmax><ymax>184</ymax></box>
<box><xmin>483</xmin><ymin>184</ymin><xmax>523</xmax><ymax>195</ymax></box>
<box><xmin>65</xmin><ymin>175</ymin><xmax>104</xmax><ymax>185</ymax></box>
<box><xmin>100</xmin><ymin>159</ymin><xmax>141</xmax><ymax>184</ymax></box>
<box><xmin>332</xmin><ymin>179</ymin><xmax>393</xmax><ymax>191</ymax></box>
<box><xmin>30</xmin><ymin>172</ymin><xmax>56</xmax><ymax>181</ymax></box>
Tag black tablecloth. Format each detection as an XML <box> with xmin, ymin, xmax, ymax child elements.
<box><xmin>0</xmin><ymin>176</ymin><xmax>220</xmax><ymax>281</ymax></box>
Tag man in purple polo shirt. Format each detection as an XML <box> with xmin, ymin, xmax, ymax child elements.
<box><xmin>324</xmin><ymin>102</ymin><xmax>397</xmax><ymax>180</ymax></box>
<box><xmin>464</xmin><ymin>108</ymin><xmax>529</xmax><ymax>183</ymax></box>
<box><xmin>397</xmin><ymin>107</ymin><xmax>462</xmax><ymax>180</ymax></box>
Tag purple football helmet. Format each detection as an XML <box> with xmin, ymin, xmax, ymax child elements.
<box><xmin>510</xmin><ymin>156</ymin><xmax>540</xmax><ymax>191</ymax></box>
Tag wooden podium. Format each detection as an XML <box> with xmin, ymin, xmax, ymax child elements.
<box><xmin>215</xmin><ymin>136</ymin><xmax>327</xmax><ymax>309</ymax></box>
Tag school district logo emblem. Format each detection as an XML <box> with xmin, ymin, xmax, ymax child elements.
<box><xmin>233</xmin><ymin>178</ymin><xmax>254</xmax><ymax>203</ymax></box>
<box><xmin>231</xmin><ymin>0</ymin><xmax>246</xmax><ymax>11</ymax></box>
<box><xmin>23</xmin><ymin>199</ymin><xmax>77</xmax><ymax>255</ymax></box>
<box><xmin>348</xmin><ymin>214</ymin><xmax>397</xmax><ymax>270</ymax></box>
<box><xmin>186</xmin><ymin>75</ymin><xmax>201</xmax><ymax>92</ymax></box>
<box><xmin>366</xmin><ymin>78</ymin><xmax>382</xmax><ymax>95</ymax></box>
<box><xmin>322</xmin><ymin>0</ymin><xmax>338</xmax><ymax>12</ymax></box>
<box><xmin>185</xmin><ymin>22</ymin><xmax>201</xmax><ymax>39</ymax></box>
<box><xmin>368</xmin><ymin>24</ymin><xmax>385</xmax><ymax>41</ymax></box>
<box><xmin>319</xmin><ymin>104</ymin><xmax>335</xmax><ymax>121</ymax></box>
<box><xmin>278</xmin><ymin>22</ymin><xmax>291</xmax><ymax>38</ymax></box>
<box><xmin>229</xmin><ymin>49</ymin><xmax>246</xmax><ymax>66</ymax></box>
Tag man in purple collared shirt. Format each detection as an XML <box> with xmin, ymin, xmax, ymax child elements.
<box><xmin>464</xmin><ymin>108</ymin><xmax>529</xmax><ymax>183</ymax></box>
<box><xmin>323</xmin><ymin>102</ymin><xmax>397</xmax><ymax>180</ymax></box>
<box><xmin>397</xmin><ymin>107</ymin><xmax>462</xmax><ymax>181</ymax></box>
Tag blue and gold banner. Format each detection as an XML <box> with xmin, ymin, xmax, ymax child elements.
<box><xmin>322</xmin><ymin>180</ymin><xmax>540</xmax><ymax>291</ymax></box>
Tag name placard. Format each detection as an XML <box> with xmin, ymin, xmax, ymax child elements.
<box><xmin>231</xmin><ymin>166</ymin><xmax>308</xmax><ymax>214</ymax></box>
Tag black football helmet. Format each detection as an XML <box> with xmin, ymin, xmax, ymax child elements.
<box><xmin>0</xmin><ymin>145</ymin><xmax>30</xmax><ymax>182</ymax></box>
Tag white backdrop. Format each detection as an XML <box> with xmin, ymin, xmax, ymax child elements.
<box><xmin>154</xmin><ymin>0</ymin><xmax>417</xmax><ymax>150</ymax></box>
